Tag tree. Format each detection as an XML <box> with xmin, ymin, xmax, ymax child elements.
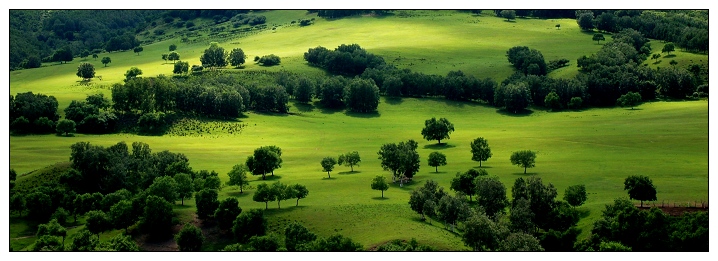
<box><xmin>109</xmin><ymin>200</ymin><xmax>135</xmax><ymax>233</ymax></box>
<box><xmin>617</xmin><ymin>91</ymin><xmax>642</xmax><ymax>109</ymax></box>
<box><xmin>662</xmin><ymin>43</ymin><xmax>675</xmax><ymax>55</ymax></box>
<box><xmin>321</xmin><ymin>157</ymin><xmax>337</xmax><ymax>178</ymax></box>
<box><xmin>371</xmin><ymin>175</ymin><xmax>389</xmax><ymax>198</ymax></box>
<box><xmin>427</xmin><ymin>152</ymin><xmax>447</xmax><ymax>172</ymax></box>
<box><xmin>377</xmin><ymin>140</ymin><xmax>421</xmax><ymax>187</ymax></box>
<box><xmin>475</xmin><ymin>176</ymin><xmax>509</xmax><ymax>218</ymax></box>
<box><xmin>421</xmin><ymin>117</ymin><xmax>455</xmax><ymax>144</ymax></box>
<box><xmin>296</xmin><ymin>234</ymin><xmax>364</xmax><ymax>251</ymax></box>
<box><xmin>174</xmin><ymin>173</ymin><xmax>194</xmax><ymax>205</ymax></box>
<box><xmin>168</xmin><ymin>51</ymin><xmax>180</xmax><ymax>64</ymax></box>
<box><xmin>470</xmin><ymin>137</ymin><xmax>492</xmax><ymax>167</ymax></box>
<box><xmin>462</xmin><ymin>211</ymin><xmax>503</xmax><ymax>251</ymax></box>
<box><xmin>624</xmin><ymin>175</ymin><xmax>657</xmax><ymax>207</ymax></box>
<box><xmin>148</xmin><ymin>176</ymin><xmax>179</xmax><ymax>203</ymax></box>
<box><xmin>195</xmin><ymin>189</ymin><xmax>219</xmax><ymax>219</ymax></box>
<box><xmin>294</xmin><ymin>76</ymin><xmax>315</xmax><ymax>103</ymax></box>
<box><xmin>133</xmin><ymin>46</ymin><xmax>143</xmax><ymax>55</ymax></box>
<box><xmin>69</xmin><ymin>229</ymin><xmax>99</xmax><ymax>251</ymax></box>
<box><xmin>229</xmin><ymin>48</ymin><xmax>246</xmax><ymax>67</ymax></box>
<box><xmin>246</xmin><ymin>146</ymin><xmax>282</xmax><ymax>180</ymax></box>
<box><xmin>142</xmin><ymin>195</ymin><xmax>174</xmax><ymax>237</ymax></box>
<box><xmin>232</xmin><ymin>209</ymin><xmax>266</xmax><ymax>242</ymax></box>
<box><xmin>200</xmin><ymin>43</ymin><xmax>228</xmax><ymax>69</ymax></box>
<box><xmin>101</xmin><ymin>57</ymin><xmax>111</xmax><ymax>67</ymax></box>
<box><xmin>227</xmin><ymin>164</ymin><xmax>249</xmax><ymax>193</ymax></box>
<box><xmin>215</xmin><ymin>197</ymin><xmax>242</xmax><ymax>230</ymax></box>
<box><xmin>173</xmin><ymin>61</ymin><xmax>189</xmax><ymax>74</ymax></box>
<box><xmin>162</xmin><ymin>53</ymin><xmax>168</xmax><ymax>63</ymax></box>
<box><xmin>85</xmin><ymin>210</ymin><xmax>111</xmax><ymax>238</ymax></box>
<box><xmin>253</xmin><ymin>183</ymin><xmax>275</xmax><ymax>210</ymax></box>
<box><xmin>593</xmin><ymin>33</ymin><xmax>606</xmax><ymax>44</ymax></box>
<box><xmin>576</xmin><ymin>10</ymin><xmax>595</xmax><ymax>31</ymax></box>
<box><xmin>450</xmin><ymin>169</ymin><xmax>487</xmax><ymax>202</ymax></box>
<box><xmin>55</xmin><ymin>119</ymin><xmax>76</xmax><ymax>136</ymax></box>
<box><xmin>509</xmin><ymin>198</ymin><xmax>535</xmax><ymax>233</ymax></box>
<box><xmin>437</xmin><ymin>194</ymin><xmax>469</xmax><ymax>232</ymax></box>
<box><xmin>338</xmin><ymin>151</ymin><xmax>361</xmax><ymax>172</ymax></box>
<box><xmin>92</xmin><ymin>53</ymin><xmax>99</xmax><ymax>60</ymax></box>
<box><xmin>345</xmin><ymin>78</ymin><xmax>380</xmax><ymax>113</ymax></box>
<box><xmin>544</xmin><ymin>91</ymin><xmax>561</xmax><ymax>111</ymax></box>
<box><xmin>124</xmin><ymin>67</ymin><xmax>143</xmax><ymax>81</ymax></box>
<box><xmin>271</xmin><ymin>181</ymin><xmax>291</xmax><ymax>209</ymax></box>
<box><xmin>25</xmin><ymin>191</ymin><xmax>53</xmax><ymax>221</ymax></box>
<box><xmin>285</xmin><ymin>222</ymin><xmax>317</xmax><ymax>251</ymax></box>
<box><xmin>257</xmin><ymin>54</ymin><xmax>281</xmax><ymax>66</ymax></box>
<box><xmin>500</xmin><ymin>10</ymin><xmax>516</xmax><ymax>21</ymax></box>
<box><xmin>37</xmin><ymin>218</ymin><xmax>67</xmax><ymax>247</ymax></box>
<box><xmin>176</xmin><ymin>223</ymin><xmax>204</xmax><ymax>251</ymax></box>
<box><xmin>496</xmin><ymin>82</ymin><xmax>531</xmax><ymax>113</ymax></box>
<box><xmin>169</xmin><ymin>44</ymin><xmax>177</xmax><ymax>52</ymax></box>
<box><xmin>498</xmin><ymin>233</ymin><xmax>544</xmax><ymax>251</ymax></box>
<box><xmin>510</xmin><ymin>150</ymin><xmax>536</xmax><ymax>174</ymax></box>
<box><xmin>76</xmin><ymin>62</ymin><xmax>96</xmax><ymax>81</ymax></box>
<box><xmin>564</xmin><ymin>184</ymin><xmax>588</xmax><ymax>208</ymax></box>
<box><xmin>291</xmin><ymin>184</ymin><xmax>309</xmax><ymax>206</ymax></box>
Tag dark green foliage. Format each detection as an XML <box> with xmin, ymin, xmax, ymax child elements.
<box><xmin>285</xmin><ymin>222</ymin><xmax>317</xmax><ymax>251</ymax></box>
<box><xmin>10</xmin><ymin>193</ymin><xmax>25</xmax><ymax>215</ymax></box>
<box><xmin>575</xmin><ymin>10</ymin><xmax>594</xmax><ymax>31</ymax></box>
<box><xmin>509</xmin><ymin>198</ymin><xmax>534</xmax><ymax>233</ymax></box>
<box><xmin>173</xmin><ymin>61</ymin><xmax>189</xmax><ymax>74</ymax></box>
<box><xmin>37</xmin><ymin>219</ymin><xmax>67</xmax><ymax>245</ymax></box>
<box><xmin>567</xmin><ymin>97</ymin><xmax>583</xmax><ymax>109</ymax></box>
<box><xmin>510</xmin><ymin>150</ymin><xmax>536</xmax><ymax>174</ymax></box>
<box><xmin>133</xmin><ymin>46</ymin><xmax>143</xmax><ymax>55</ymax></box>
<box><xmin>599</xmin><ymin>241</ymin><xmax>632</xmax><ymax>251</ymax></box>
<box><xmin>617</xmin><ymin>92</ymin><xmax>642</xmax><ymax>109</ymax></box>
<box><xmin>271</xmin><ymin>181</ymin><xmax>291</xmax><ymax>209</ymax></box>
<box><xmin>25</xmin><ymin>191</ymin><xmax>53</xmax><ymax>221</ymax></box>
<box><xmin>200</xmin><ymin>43</ymin><xmax>228</xmax><ymax>69</ymax></box>
<box><xmin>50</xmin><ymin>207</ymin><xmax>69</xmax><ymax>225</ymax></box>
<box><xmin>232</xmin><ymin>209</ymin><xmax>266</xmax><ymax>242</ymax></box>
<box><xmin>470</xmin><ymin>137</ymin><xmax>492</xmax><ymax>167</ymax></box>
<box><xmin>544</xmin><ymin>91</ymin><xmax>561</xmax><ymax>111</ymax></box>
<box><xmin>175</xmin><ymin>223</ymin><xmax>205</xmax><ymax>251</ymax></box>
<box><xmin>101</xmin><ymin>57</ymin><xmax>111</xmax><ymax>67</ymax></box>
<box><xmin>383</xmin><ymin>75</ymin><xmax>403</xmax><ymax>97</ymax></box>
<box><xmin>109</xmin><ymin>200</ymin><xmax>136</xmax><ymax>232</ymax></box>
<box><xmin>141</xmin><ymin>195</ymin><xmax>174</xmax><ymax>237</ymax></box>
<box><xmin>294</xmin><ymin>76</ymin><xmax>315</xmax><ymax>103</ymax></box>
<box><xmin>304</xmin><ymin>44</ymin><xmax>385</xmax><ymax>76</ymax></box>
<box><xmin>377</xmin><ymin>139</ymin><xmax>420</xmax><ymax>186</ymax></box>
<box><xmin>69</xmin><ymin>229</ymin><xmax>99</xmax><ymax>251</ymax></box>
<box><xmin>229</xmin><ymin>48</ymin><xmax>246</xmax><ymax>67</ymax></box>
<box><xmin>475</xmin><ymin>176</ymin><xmax>509</xmax><ymax>218</ymax></box>
<box><xmin>338</xmin><ymin>151</ymin><xmax>361</xmax><ymax>172</ymax></box>
<box><xmin>495</xmin><ymin>82</ymin><xmax>531</xmax><ymax>113</ymax></box>
<box><xmin>624</xmin><ymin>175</ymin><xmax>657</xmax><ymax>207</ymax></box>
<box><xmin>33</xmin><ymin>117</ymin><xmax>56</xmax><ymax>134</ymax></box>
<box><xmin>320</xmin><ymin>157</ymin><xmax>337</xmax><ymax>178</ymax></box>
<box><xmin>10</xmin><ymin>92</ymin><xmax>60</xmax><ymax>133</ymax></box>
<box><xmin>345</xmin><ymin>78</ymin><xmax>380</xmax><ymax>113</ymax></box>
<box><xmin>437</xmin><ymin>194</ymin><xmax>470</xmax><ymax>232</ymax></box>
<box><xmin>564</xmin><ymin>185</ymin><xmax>588</xmax><ymax>207</ymax></box>
<box><xmin>450</xmin><ymin>169</ymin><xmax>487</xmax><ymax>202</ymax></box>
<box><xmin>124</xmin><ymin>67</ymin><xmax>143</xmax><ymax>81</ymax></box>
<box><xmin>246</xmin><ymin>146</ymin><xmax>283</xmax><ymax>180</ymax></box>
<box><xmin>669</xmin><ymin>211</ymin><xmax>708</xmax><ymax>251</ymax></box>
<box><xmin>85</xmin><ymin>210</ymin><xmax>111</xmax><ymax>236</ymax></box>
<box><xmin>408</xmin><ymin>180</ymin><xmax>447</xmax><ymax>221</ymax></box>
<box><xmin>538</xmin><ymin>227</ymin><xmax>581</xmax><ymax>251</ymax></box>
<box><xmin>371</xmin><ymin>175</ymin><xmax>389</xmax><ymax>198</ymax></box>
<box><xmin>375</xmin><ymin>238</ymin><xmax>436</xmax><ymax>251</ymax></box>
<box><xmin>147</xmin><ymin>176</ymin><xmax>178</xmax><ymax>203</ymax></box>
<box><xmin>55</xmin><ymin>119</ymin><xmax>76</xmax><ymax>136</ymax></box>
<box><xmin>296</xmin><ymin>234</ymin><xmax>364</xmax><ymax>251</ymax></box>
<box><xmin>253</xmin><ymin>183</ymin><xmax>275</xmax><ymax>209</ymax></box>
<box><xmin>168</xmin><ymin>51</ymin><xmax>180</xmax><ymax>63</ymax></box>
<box><xmin>506</xmin><ymin>46</ymin><xmax>547</xmax><ymax>76</ymax></box>
<box><xmin>547</xmin><ymin>201</ymin><xmax>580</xmax><ymax>231</ymax></box>
<box><xmin>592</xmin><ymin>33</ymin><xmax>605</xmax><ymax>44</ymax></box>
<box><xmin>174</xmin><ymin>173</ymin><xmax>193</xmax><ymax>205</ymax></box>
<box><xmin>76</xmin><ymin>62</ymin><xmax>96</xmax><ymax>80</ymax></box>
<box><xmin>291</xmin><ymin>184</ymin><xmax>309</xmax><ymax>206</ymax></box>
<box><xmin>662</xmin><ymin>43</ymin><xmax>675</xmax><ymax>55</ymax></box>
<box><xmin>215</xmin><ymin>197</ymin><xmax>242</xmax><ymax>230</ymax></box>
<box><xmin>52</xmin><ymin>48</ymin><xmax>73</xmax><ymax>63</ymax></box>
<box><xmin>427</xmin><ymin>151</ymin><xmax>447</xmax><ymax>172</ymax></box>
<box><xmin>257</xmin><ymin>54</ymin><xmax>281</xmax><ymax>66</ymax></box>
<box><xmin>461</xmin><ymin>211</ymin><xmax>506</xmax><ymax>251</ymax></box>
<box><xmin>657</xmin><ymin>66</ymin><xmax>696</xmax><ymax>99</ymax></box>
<box><xmin>104</xmin><ymin>234</ymin><xmax>140</xmax><ymax>251</ymax></box>
<box><xmin>195</xmin><ymin>189</ymin><xmax>219</xmax><ymax>220</ymax></box>
<box><xmin>421</xmin><ymin>117</ymin><xmax>454</xmax><ymax>144</ymax></box>
<box><xmin>245</xmin><ymin>234</ymin><xmax>281</xmax><ymax>251</ymax></box>
<box><xmin>500</xmin><ymin>10</ymin><xmax>516</xmax><ymax>21</ymax></box>
<box><xmin>226</xmin><ymin>164</ymin><xmax>249</xmax><ymax>193</ymax></box>
<box><xmin>498</xmin><ymin>233</ymin><xmax>544</xmax><ymax>251</ymax></box>
<box><xmin>32</xmin><ymin>235</ymin><xmax>64</xmax><ymax>251</ymax></box>
<box><xmin>169</xmin><ymin>44</ymin><xmax>177</xmax><ymax>52</ymax></box>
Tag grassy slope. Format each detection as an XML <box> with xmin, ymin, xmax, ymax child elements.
<box><xmin>9</xmin><ymin>10</ymin><xmax>708</xmax><ymax>250</ymax></box>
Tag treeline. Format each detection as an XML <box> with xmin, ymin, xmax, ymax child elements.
<box><xmin>9</xmin><ymin>10</ymin><xmax>162</xmax><ymax>70</ymax></box>
<box><xmin>309</xmin><ymin>10</ymin><xmax>391</xmax><ymax>19</ymax></box>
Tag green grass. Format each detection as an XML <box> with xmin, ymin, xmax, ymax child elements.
<box><xmin>9</xmin><ymin>10</ymin><xmax>708</xmax><ymax>250</ymax></box>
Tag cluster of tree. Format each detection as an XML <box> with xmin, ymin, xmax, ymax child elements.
<box><xmin>506</xmin><ymin>46</ymin><xmax>547</xmax><ymax>76</ymax></box>
<box><xmin>229</xmin><ymin>13</ymin><xmax>267</xmax><ymax>27</ymax></box>
<box><xmin>408</xmin><ymin>175</ymin><xmax>589</xmax><ymax>251</ymax></box>
<box><xmin>63</xmin><ymin>93</ymin><xmax>117</xmax><ymax>134</ymax></box>
<box><xmin>304</xmin><ymin>44</ymin><xmax>386</xmax><ymax>76</ymax></box>
<box><xmin>574</xmin><ymin>10</ymin><xmax>707</xmax><ymax>53</ymax></box>
<box><xmin>255</xmin><ymin>54</ymin><xmax>281</xmax><ymax>66</ymax></box>
<box><xmin>245</xmin><ymin>145</ymin><xmax>283</xmax><ymax>180</ymax></box>
<box><xmin>377</xmin><ymin>140</ymin><xmax>420</xmax><ymax>187</ymax></box>
<box><xmin>321</xmin><ymin>151</ymin><xmax>361</xmax><ymax>178</ymax></box>
<box><xmin>311</xmin><ymin>10</ymin><xmax>388</xmax><ymax>19</ymax></box>
<box><xmin>490</xmin><ymin>10</ymin><xmax>577</xmax><ymax>19</ymax></box>
<box><xmin>252</xmin><ymin>182</ymin><xmax>309</xmax><ymax>209</ymax></box>
<box><xmin>9</xmin><ymin>10</ymin><xmax>160</xmax><ymax>70</ymax></box>
<box><xmin>10</xmin><ymin>92</ymin><xmax>60</xmax><ymax>134</ymax></box>
<box><xmin>221</xmin><ymin>221</ymin><xmax>363</xmax><ymax>251</ymax></box>
<box><xmin>164</xmin><ymin>10</ymin><xmax>250</xmax><ymax>23</ymax></box>
<box><xmin>31</xmin><ymin>218</ymin><xmax>140</xmax><ymax>251</ymax></box>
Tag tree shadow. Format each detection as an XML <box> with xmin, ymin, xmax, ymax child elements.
<box><xmin>55</xmin><ymin>133</ymin><xmax>76</xmax><ymax>137</ymax></box>
<box><xmin>344</xmin><ymin>111</ymin><xmax>380</xmax><ymax>118</ymax></box>
<box><xmin>257</xmin><ymin>175</ymin><xmax>282</xmax><ymax>181</ymax></box>
<box><xmin>423</xmin><ymin>143</ymin><xmax>456</xmax><ymax>150</ymax></box>
<box><xmin>512</xmin><ymin>172</ymin><xmax>538</xmax><ymax>176</ymax></box>
<box><xmin>321</xmin><ymin>177</ymin><xmax>336</xmax><ymax>180</ymax></box>
<box><xmin>251</xmin><ymin>111</ymin><xmax>290</xmax><ymax>117</ymax></box>
<box><xmin>429</xmin><ymin>171</ymin><xmax>447</xmax><ymax>174</ymax></box>
<box><xmin>384</xmin><ymin>97</ymin><xmax>403</xmax><ymax>105</ymax></box>
<box><xmin>292</xmin><ymin>101</ymin><xmax>314</xmax><ymax>113</ymax></box>
<box><xmin>372</xmin><ymin>197</ymin><xmax>390</xmax><ymax>200</ymax></box>
<box><xmin>225</xmin><ymin>191</ymin><xmax>251</xmax><ymax>198</ymax></box>
<box><xmin>472</xmin><ymin>165</ymin><xmax>493</xmax><ymax>169</ymax></box>
<box><xmin>663</xmin><ymin>54</ymin><xmax>676</xmax><ymax>58</ymax></box>
<box><xmin>503</xmin><ymin>20</ymin><xmax>517</xmax><ymax>23</ymax></box>
<box><xmin>578</xmin><ymin>208</ymin><xmax>591</xmax><ymax>219</ymax></box>
<box><xmin>338</xmin><ymin>171</ymin><xmax>361</xmax><ymax>175</ymax></box>
<box><xmin>623</xmin><ymin>108</ymin><xmax>643</xmax><ymax>111</ymax></box>
<box><xmin>653</xmin><ymin>60</ymin><xmax>663</xmax><ymax>65</ymax></box>
<box><xmin>263</xmin><ymin>205</ymin><xmax>307</xmax><ymax>214</ymax></box>
<box><xmin>316</xmin><ymin>104</ymin><xmax>343</xmax><ymax>115</ymax></box>
<box><xmin>496</xmin><ymin>108</ymin><xmax>534</xmax><ymax>117</ymax></box>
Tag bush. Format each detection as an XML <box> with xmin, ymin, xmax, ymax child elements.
<box><xmin>257</xmin><ymin>54</ymin><xmax>281</xmax><ymax>66</ymax></box>
<box><xmin>567</xmin><ymin>97</ymin><xmax>583</xmax><ymax>109</ymax></box>
<box><xmin>33</xmin><ymin>117</ymin><xmax>56</xmax><ymax>133</ymax></box>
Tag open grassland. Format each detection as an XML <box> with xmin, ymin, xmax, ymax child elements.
<box><xmin>9</xmin><ymin>10</ymin><xmax>709</xmax><ymax>250</ymax></box>
<box><xmin>10</xmin><ymin>97</ymin><xmax>708</xmax><ymax>249</ymax></box>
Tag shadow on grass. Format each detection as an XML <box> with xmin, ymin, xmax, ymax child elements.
<box><xmin>423</xmin><ymin>143</ymin><xmax>456</xmax><ymax>150</ymax></box>
<box><xmin>251</xmin><ymin>111</ymin><xmax>290</xmax><ymax>117</ymax></box>
<box><xmin>623</xmin><ymin>108</ymin><xmax>643</xmax><ymax>111</ymax></box>
<box><xmin>225</xmin><ymin>191</ymin><xmax>251</xmax><ymax>198</ymax></box>
<box><xmin>172</xmin><ymin>204</ymin><xmax>194</xmax><ymax>210</ymax></box>
<box><xmin>429</xmin><ymin>171</ymin><xmax>447</xmax><ymax>174</ymax></box>
<box><xmin>344</xmin><ymin>110</ymin><xmax>381</xmax><ymax>118</ymax></box>
<box><xmin>372</xmin><ymin>196</ymin><xmax>390</xmax><ymax>200</ymax></box>
<box><xmin>578</xmin><ymin>208</ymin><xmax>591</xmax><ymax>219</ymax></box>
<box><xmin>321</xmin><ymin>177</ymin><xmax>336</xmax><ymax>180</ymax></box>
<box><xmin>292</xmin><ymin>101</ymin><xmax>314</xmax><ymax>113</ymax></box>
<box><xmin>55</xmin><ymin>133</ymin><xmax>76</xmax><ymax>137</ymax></box>
<box><xmin>257</xmin><ymin>175</ymin><xmax>282</xmax><ymax>181</ymax></box>
<box><xmin>663</xmin><ymin>54</ymin><xmax>677</xmax><ymax>58</ymax></box>
<box><xmin>472</xmin><ymin>165</ymin><xmax>493</xmax><ymax>169</ymax></box>
<box><xmin>263</xmin><ymin>205</ymin><xmax>307</xmax><ymax>214</ymax></box>
<box><xmin>384</xmin><ymin>97</ymin><xmax>403</xmax><ymax>105</ymax></box>
<box><xmin>496</xmin><ymin>108</ymin><xmax>534</xmax><ymax>117</ymax></box>
<box><xmin>653</xmin><ymin>60</ymin><xmax>663</xmax><ymax>65</ymax></box>
<box><xmin>338</xmin><ymin>171</ymin><xmax>361</xmax><ymax>175</ymax></box>
<box><xmin>512</xmin><ymin>172</ymin><xmax>538</xmax><ymax>176</ymax></box>
<box><xmin>316</xmin><ymin>104</ymin><xmax>343</xmax><ymax>115</ymax></box>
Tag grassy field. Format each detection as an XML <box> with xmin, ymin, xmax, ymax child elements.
<box><xmin>8</xmin><ymin>10</ymin><xmax>709</xmax><ymax>250</ymax></box>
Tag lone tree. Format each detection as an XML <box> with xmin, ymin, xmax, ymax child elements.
<box><xmin>321</xmin><ymin>157</ymin><xmax>337</xmax><ymax>178</ymax></box>
<box><xmin>592</xmin><ymin>33</ymin><xmax>605</xmax><ymax>44</ymax></box>
<box><xmin>227</xmin><ymin>164</ymin><xmax>250</xmax><ymax>193</ymax></box>
<box><xmin>564</xmin><ymin>184</ymin><xmax>587</xmax><ymax>208</ymax></box>
<box><xmin>662</xmin><ymin>43</ymin><xmax>675</xmax><ymax>55</ymax></box>
<box><xmin>229</xmin><ymin>48</ymin><xmax>246</xmax><ymax>68</ymax></box>
<box><xmin>124</xmin><ymin>67</ymin><xmax>143</xmax><ymax>81</ymax></box>
<box><xmin>162</xmin><ymin>53</ymin><xmax>169</xmax><ymax>64</ymax></box>
<box><xmin>246</xmin><ymin>146</ymin><xmax>282</xmax><ymax>180</ymax></box>
<box><xmin>101</xmin><ymin>57</ymin><xmax>111</xmax><ymax>67</ymax></box>
<box><xmin>470</xmin><ymin>137</ymin><xmax>492</xmax><ymax>167</ymax></box>
<box><xmin>56</xmin><ymin>119</ymin><xmax>76</xmax><ymax>136</ymax></box>
<box><xmin>624</xmin><ymin>175</ymin><xmax>657</xmax><ymax>207</ymax></box>
<box><xmin>168</xmin><ymin>51</ymin><xmax>180</xmax><ymax>64</ymax></box>
<box><xmin>510</xmin><ymin>150</ymin><xmax>536</xmax><ymax>174</ymax></box>
<box><xmin>169</xmin><ymin>44</ymin><xmax>177</xmax><ymax>52</ymax></box>
<box><xmin>200</xmin><ymin>42</ymin><xmax>228</xmax><ymax>69</ymax></box>
<box><xmin>338</xmin><ymin>151</ymin><xmax>361</xmax><ymax>172</ymax></box>
<box><xmin>500</xmin><ymin>10</ymin><xmax>516</xmax><ymax>21</ymax></box>
<box><xmin>76</xmin><ymin>62</ymin><xmax>96</xmax><ymax>81</ymax></box>
<box><xmin>133</xmin><ymin>46</ymin><xmax>143</xmax><ymax>55</ymax></box>
<box><xmin>371</xmin><ymin>175</ymin><xmax>389</xmax><ymax>198</ymax></box>
<box><xmin>291</xmin><ymin>184</ymin><xmax>309</xmax><ymax>206</ymax></box>
<box><xmin>421</xmin><ymin>117</ymin><xmax>455</xmax><ymax>144</ymax></box>
<box><xmin>428</xmin><ymin>151</ymin><xmax>447</xmax><ymax>172</ymax></box>
<box><xmin>617</xmin><ymin>92</ymin><xmax>642</xmax><ymax>110</ymax></box>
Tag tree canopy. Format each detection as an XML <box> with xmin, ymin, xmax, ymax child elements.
<box><xmin>510</xmin><ymin>150</ymin><xmax>537</xmax><ymax>174</ymax></box>
<box><xmin>421</xmin><ymin>117</ymin><xmax>455</xmax><ymax>144</ymax></box>
<box><xmin>470</xmin><ymin>137</ymin><xmax>492</xmax><ymax>167</ymax></box>
<box><xmin>624</xmin><ymin>175</ymin><xmax>657</xmax><ymax>207</ymax></box>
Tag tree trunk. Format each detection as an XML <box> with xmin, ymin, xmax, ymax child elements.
<box><xmin>278</xmin><ymin>200</ymin><xmax>281</xmax><ymax>209</ymax></box>
<box><xmin>181</xmin><ymin>198</ymin><xmax>184</xmax><ymax>205</ymax></box>
<box><xmin>435</xmin><ymin>166</ymin><xmax>438</xmax><ymax>172</ymax></box>
<box><xmin>351</xmin><ymin>165</ymin><xmax>354</xmax><ymax>172</ymax></box>
<box><xmin>265</xmin><ymin>202</ymin><xmax>268</xmax><ymax>209</ymax></box>
<box><xmin>640</xmin><ymin>200</ymin><xmax>643</xmax><ymax>207</ymax></box>
<box><xmin>381</xmin><ymin>190</ymin><xmax>384</xmax><ymax>198</ymax></box>
<box><xmin>480</xmin><ymin>160</ymin><xmax>482</xmax><ymax>167</ymax></box>
<box><xmin>327</xmin><ymin>171</ymin><xmax>331</xmax><ymax>178</ymax></box>
<box><xmin>524</xmin><ymin>167</ymin><xmax>527</xmax><ymax>174</ymax></box>
<box><xmin>240</xmin><ymin>186</ymin><xmax>243</xmax><ymax>193</ymax></box>
<box><xmin>271</xmin><ymin>170</ymin><xmax>274</xmax><ymax>176</ymax></box>
<box><xmin>438</xmin><ymin>139</ymin><xmax>441</xmax><ymax>144</ymax></box>
<box><xmin>469</xmin><ymin>194</ymin><xmax>472</xmax><ymax>202</ymax></box>
<box><xmin>262</xmin><ymin>173</ymin><xmax>266</xmax><ymax>180</ymax></box>
<box><xmin>296</xmin><ymin>198</ymin><xmax>299</xmax><ymax>206</ymax></box>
